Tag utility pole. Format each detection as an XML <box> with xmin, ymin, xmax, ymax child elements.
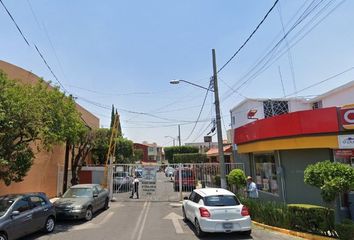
<box><xmin>212</xmin><ymin>49</ymin><xmax>227</xmax><ymax>189</ymax></box>
<box><xmin>178</xmin><ymin>124</ymin><xmax>181</xmax><ymax>146</ymax></box>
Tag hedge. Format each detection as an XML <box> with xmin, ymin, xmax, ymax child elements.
<box><xmin>335</xmin><ymin>219</ymin><xmax>354</xmax><ymax>240</ymax></box>
<box><xmin>172</xmin><ymin>153</ymin><xmax>207</xmax><ymax>163</ymax></box>
<box><xmin>241</xmin><ymin>198</ymin><xmax>336</xmax><ymax>237</ymax></box>
<box><xmin>164</xmin><ymin>146</ymin><xmax>199</xmax><ymax>162</ymax></box>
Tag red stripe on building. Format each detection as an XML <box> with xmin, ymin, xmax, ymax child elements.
<box><xmin>234</xmin><ymin>107</ymin><xmax>339</xmax><ymax>144</ymax></box>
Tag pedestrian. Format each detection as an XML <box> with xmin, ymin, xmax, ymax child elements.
<box><xmin>246</xmin><ymin>176</ymin><xmax>259</xmax><ymax>199</ymax></box>
<box><xmin>130</xmin><ymin>176</ymin><xmax>139</xmax><ymax>199</ymax></box>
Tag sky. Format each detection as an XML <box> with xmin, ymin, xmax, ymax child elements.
<box><xmin>1</xmin><ymin>0</ymin><xmax>354</xmax><ymax>146</ymax></box>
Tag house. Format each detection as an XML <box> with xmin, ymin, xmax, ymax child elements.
<box><xmin>133</xmin><ymin>142</ymin><xmax>164</xmax><ymax>163</ymax></box>
<box><xmin>0</xmin><ymin>60</ymin><xmax>99</xmax><ymax>197</ymax></box>
<box><xmin>230</xmin><ymin>80</ymin><xmax>354</xmax><ymax>219</ymax></box>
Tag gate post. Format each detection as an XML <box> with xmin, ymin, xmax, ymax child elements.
<box><xmin>179</xmin><ymin>163</ymin><xmax>182</xmax><ymax>201</ymax></box>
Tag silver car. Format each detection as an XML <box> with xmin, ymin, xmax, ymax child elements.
<box><xmin>0</xmin><ymin>193</ymin><xmax>56</xmax><ymax>240</ymax></box>
<box><xmin>54</xmin><ymin>184</ymin><xmax>109</xmax><ymax>221</ymax></box>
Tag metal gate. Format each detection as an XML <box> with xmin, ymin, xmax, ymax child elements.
<box><xmin>110</xmin><ymin>163</ymin><xmax>244</xmax><ymax>202</ymax></box>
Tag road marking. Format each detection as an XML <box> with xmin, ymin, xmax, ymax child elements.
<box><xmin>99</xmin><ymin>211</ymin><xmax>114</xmax><ymax>225</ymax></box>
<box><xmin>136</xmin><ymin>201</ymin><xmax>151</xmax><ymax>240</ymax></box>
<box><xmin>163</xmin><ymin>212</ymin><xmax>184</xmax><ymax>234</ymax></box>
<box><xmin>131</xmin><ymin>201</ymin><xmax>148</xmax><ymax>240</ymax></box>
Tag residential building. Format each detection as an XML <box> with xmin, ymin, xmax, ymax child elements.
<box><xmin>134</xmin><ymin>142</ymin><xmax>164</xmax><ymax>163</ymax></box>
<box><xmin>185</xmin><ymin>142</ymin><xmax>219</xmax><ymax>153</ymax></box>
<box><xmin>0</xmin><ymin>60</ymin><xmax>99</xmax><ymax>197</ymax></box>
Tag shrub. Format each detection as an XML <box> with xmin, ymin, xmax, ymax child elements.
<box><xmin>335</xmin><ymin>219</ymin><xmax>354</xmax><ymax>240</ymax></box>
<box><xmin>228</xmin><ymin>169</ymin><xmax>246</xmax><ymax>190</ymax></box>
<box><xmin>240</xmin><ymin>197</ymin><xmax>335</xmax><ymax>237</ymax></box>
<box><xmin>172</xmin><ymin>153</ymin><xmax>207</xmax><ymax>163</ymax></box>
<box><xmin>287</xmin><ymin>204</ymin><xmax>335</xmax><ymax>236</ymax></box>
<box><xmin>164</xmin><ymin>146</ymin><xmax>199</xmax><ymax>162</ymax></box>
<box><xmin>304</xmin><ymin>160</ymin><xmax>354</xmax><ymax>203</ymax></box>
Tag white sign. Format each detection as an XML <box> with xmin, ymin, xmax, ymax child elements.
<box><xmin>338</xmin><ymin>135</ymin><xmax>354</xmax><ymax>149</ymax></box>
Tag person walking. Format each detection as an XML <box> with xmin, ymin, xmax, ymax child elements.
<box><xmin>246</xmin><ymin>176</ymin><xmax>259</xmax><ymax>199</ymax></box>
<box><xmin>130</xmin><ymin>176</ymin><xmax>140</xmax><ymax>199</ymax></box>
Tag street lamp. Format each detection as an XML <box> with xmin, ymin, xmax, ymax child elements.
<box><xmin>165</xmin><ymin>136</ymin><xmax>176</xmax><ymax>146</ymax></box>
<box><xmin>169</xmin><ymin>49</ymin><xmax>227</xmax><ymax>189</ymax></box>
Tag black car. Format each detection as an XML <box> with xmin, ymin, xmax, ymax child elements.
<box><xmin>0</xmin><ymin>192</ymin><xmax>56</xmax><ymax>240</ymax></box>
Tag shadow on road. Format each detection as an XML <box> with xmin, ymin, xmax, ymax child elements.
<box><xmin>20</xmin><ymin>208</ymin><xmax>107</xmax><ymax>240</ymax></box>
<box><xmin>184</xmin><ymin>220</ymin><xmax>253</xmax><ymax>240</ymax></box>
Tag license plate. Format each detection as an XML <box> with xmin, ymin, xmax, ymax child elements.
<box><xmin>222</xmin><ymin>222</ymin><xmax>233</xmax><ymax>229</ymax></box>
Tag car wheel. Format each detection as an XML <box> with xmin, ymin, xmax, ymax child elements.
<box><xmin>85</xmin><ymin>206</ymin><xmax>93</xmax><ymax>221</ymax></box>
<box><xmin>240</xmin><ymin>230</ymin><xmax>252</xmax><ymax>236</ymax></box>
<box><xmin>0</xmin><ymin>233</ymin><xmax>8</xmax><ymax>240</ymax></box>
<box><xmin>182</xmin><ymin>207</ymin><xmax>187</xmax><ymax>222</ymax></box>
<box><xmin>104</xmin><ymin>198</ymin><xmax>109</xmax><ymax>210</ymax></box>
<box><xmin>43</xmin><ymin>216</ymin><xmax>55</xmax><ymax>233</ymax></box>
<box><xmin>194</xmin><ymin>219</ymin><xmax>205</xmax><ymax>237</ymax></box>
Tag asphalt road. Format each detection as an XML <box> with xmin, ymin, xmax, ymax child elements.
<box><xmin>22</xmin><ymin>201</ymin><xmax>304</xmax><ymax>240</ymax></box>
<box><xmin>22</xmin><ymin>172</ymin><xmax>304</xmax><ymax>240</ymax></box>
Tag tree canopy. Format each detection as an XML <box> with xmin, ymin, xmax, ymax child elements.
<box><xmin>0</xmin><ymin>71</ymin><xmax>84</xmax><ymax>185</ymax></box>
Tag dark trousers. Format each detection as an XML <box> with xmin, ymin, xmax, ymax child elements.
<box><xmin>131</xmin><ymin>183</ymin><xmax>139</xmax><ymax>198</ymax></box>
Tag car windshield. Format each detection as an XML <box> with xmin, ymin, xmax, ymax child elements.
<box><xmin>204</xmin><ymin>195</ymin><xmax>240</xmax><ymax>207</ymax></box>
<box><xmin>175</xmin><ymin>170</ymin><xmax>193</xmax><ymax>179</ymax></box>
<box><xmin>0</xmin><ymin>196</ymin><xmax>16</xmax><ymax>217</ymax></box>
<box><xmin>114</xmin><ymin>172</ymin><xmax>128</xmax><ymax>178</ymax></box>
<box><xmin>63</xmin><ymin>188</ymin><xmax>93</xmax><ymax>198</ymax></box>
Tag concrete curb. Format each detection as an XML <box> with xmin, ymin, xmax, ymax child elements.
<box><xmin>252</xmin><ymin>221</ymin><xmax>337</xmax><ymax>240</ymax></box>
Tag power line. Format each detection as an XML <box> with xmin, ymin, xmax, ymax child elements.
<box><xmin>0</xmin><ymin>0</ymin><xmax>30</xmax><ymax>46</ymax></box>
<box><xmin>1</xmin><ymin>0</ymin><xmax>68</xmax><ymax>93</ymax></box>
<box><xmin>217</xmin><ymin>0</ymin><xmax>280</xmax><ymax>73</ymax></box>
<box><xmin>221</xmin><ymin>0</ymin><xmax>343</xmax><ymax>102</ymax></box>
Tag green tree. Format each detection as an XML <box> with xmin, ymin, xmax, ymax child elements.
<box><xmin>133</xmin><ymin>148</ymin><xmax>144</xmax><ymax>163</ymax></box>
<box><xmin>0</xmin><ymin>71</ymin><xmax>84</xmax><ymax>185</ymax></box>
<box><xmin>228</xmin><ymin>169</ymin><xmax>247</xmax><ymax>191</ymax></box>
<box><xmin>91</xmin><ymin>128</ymin><xmax>110</xmax><ymax>165</ymax></box>
<box><xmin>172</xmin><ymin>153</ymin><xmax>207</xmax><ymax>163</ymax></box>
<box><xmin>115</xmin><ymin>137</ymin><xmax>134</xmax><ymax>163</ymax></box>
<box><xmin>164</xmin><ymin>146</ymin><xmax>199</xmax><ymax>162</ymax></box>
<box><xmin>304</xmin><ymin>160</ymin><xmax>354</xmax><ymax>203</ymax></box>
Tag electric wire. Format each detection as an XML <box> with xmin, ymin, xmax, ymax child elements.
<box><xmin>217</xmin><ymin>0</ymin><xmax>280</xmax><ymax>73</ymax></box>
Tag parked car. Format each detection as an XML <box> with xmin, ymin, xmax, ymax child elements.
<box><xmin>173</xmin><ymin>167</ymin><xmax>195</xmax><ymax>191</ymax></box>
<box><xmin>54</xmin><ymin>184</ymin><xmax>109</xmax><ymax>221</ymax></box>
<box><xmin>0</xmin><ymin>192</ymin><xmax>56</xmax><ymax>240</ymax></box>
<box><xmin>165</xmin><ymin>166</ymin><xmax>175</xmax><ymax>177</ymax></box>
<box><xmin>182</xmin><ymin>188</ymin><xmax>251</xmax><ymax>237</ymax></box>
<box><xmin>113</xmin><ymin>172</ymin><xmax>133</xmax><ymax>191</ymax></box>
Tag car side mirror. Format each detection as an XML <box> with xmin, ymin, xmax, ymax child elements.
<box><xmin>93</xmin><ymin>193</ymin><xmax>98</xmax><ymax>198</ymax></box>
<box><xmin>183</xmin><ymin>196</ymin><xmax>188</xmax><ymax>200</ymax></box>
<box><xmin>12</xmin><ymin>211</ymin><xmax>20</xmax><ymax>217</ymax></box>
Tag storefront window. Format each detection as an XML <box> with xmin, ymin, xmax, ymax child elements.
<box><xmin>254</xmin><ymin>153</ymin><xmax>279</xmax><ymax>195</ymax></box>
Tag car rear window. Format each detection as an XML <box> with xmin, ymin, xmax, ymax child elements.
<box><xmin>175</xmin><ymin>170</ymin><xmax>193</xmax><ymax>179</ymax></box>
<box><xmin>204</xmin><ymin>195</ymin><xmax>240</xmax><ymax>206</ymax></box>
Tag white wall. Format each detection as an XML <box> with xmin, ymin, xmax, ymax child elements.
<box><xmin>321</xmin><ymin>85</ymin><xmax>354</xmax><ymax>107</ymax></box>
<box><xmin>230</xmin><ymin>100</ymin><xmax>264</xmax><ymax>129</ymax></box>
<box><xmin>288</xmin><ymin>99</ymin><xmax>311</xmax><ymax>112</ymax></box>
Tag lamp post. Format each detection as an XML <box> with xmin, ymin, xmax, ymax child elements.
<box><xmin>165</xmin><ymin>136</ymin><xmax>176</xmax><ymax>146</ymax></box>
<box><xmin>169</xmin><ymin>49</ymin><xmax>227</xmax><ymax>189</ymax></box>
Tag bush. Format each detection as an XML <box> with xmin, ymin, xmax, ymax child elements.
<box><xmin>164</xmin><ymin>146</ymin><xmax>199</xmax><ymax>162</ymax></box>
<box><xmin>287</xmin><ymin>204</ymin><xmax>335</xmax><ymax>236</ymax></box>
<box><xmin>335</xmin><ymin>219</ymin><xmax>354</xmax><ymax>240</ymax></box>
<box><xmin>172</xmin><ymin>153</ymin><xmax>207</xmax><ymax>163</ymax></box>
<box><xmin>228</xmin><ymin>169</ymin><xmax>246</xmax><ymax>190</ymax></box>
<box><xmin>240</xmin><ymin>198</ymin><xmax>335</xmax><ymax>237</ymax></box>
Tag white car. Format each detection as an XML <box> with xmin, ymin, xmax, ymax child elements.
<box><xmin>182</xmin><ymin>188</ymin><xmax>251</xmax><ymax>237</ymax></box>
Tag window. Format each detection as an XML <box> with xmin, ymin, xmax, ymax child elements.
<box><xmin>96</xmin><ymin>185</ymin><xmax>103</xmax><ymax>193</ymax></box>
<box><xmin>312</xmin><ymin>101</ymin><xmax>323</xmax><ymax>109</ymax></box>
<box><xmin>254</xmin><ymin>153</ymin><xmax>279</xmax><ymax>195</ymax></box>
<box><xmin>204</xmin><ymin>195</ymin><xmax>240</xmax><ymax>206</ymax></box>
<box><xmin>193</xmin><ymin>194</ymin><xmax>202</xmax><ymax>203</ymax></box>
<box><xmin>263</xmin><ymin>100</ymin><xmax>289</xmax><ymax>118</ymax></box>
<box><xmin>189</xmin><ymin>191</ymin><xmax>196</xmax><ymax>201</ymax></box>
<box><xmin>13</xmin><ymin>198</ymin><xmax>31</xmax><ymax>213</ymax></box>
<box><xmin>29</xmin><ymin>196</ymin><xmax>46</xmax><ymax>208</ymax></box>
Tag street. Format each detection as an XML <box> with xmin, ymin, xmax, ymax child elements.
<box><xmin>22</xmin><ymin>171</ymin><xmax>305</xmax><ymax>240</ymax></box>
<box><xmin>23</xmin><ymin>201</ymin><xmax>303</xmax><ymax>240</ymax></box>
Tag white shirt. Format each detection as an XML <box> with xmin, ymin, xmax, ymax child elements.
<box><xmin>248</xmin><ymin>182</ymin><xmax>259</xmax><ymax>198</ymax></box>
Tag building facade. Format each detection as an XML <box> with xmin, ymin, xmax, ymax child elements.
<box><xmin>0</xmin><ymin>60</ymin><xmax>99</xmax><ymax>197</ymax></box>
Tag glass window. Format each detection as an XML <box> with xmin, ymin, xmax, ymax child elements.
<box><xmin>0</xmin><ymin>196</ymin><xmax>16</xmax><ymax>217</ymax></box>
<box><xmin>29</xmin><ymin>196</ymin><xmax>46</xmax><ymax>207</ymax></box>
<box><xmin>63</xmin><ymin>188</ymin><xmax>93</xmax><ymax>198</ymax></box>
<box><xmin>254</xmin><ymin>153</ymin><xmax>279</xmax><ymax>195</ymax></box>
<box><xmin>189</xmin><ymin>191</ymin><xmax>196</xmax><ymax>201</ymax></box>
<box><xmin>204</xmin><ymin>195</ymin><xmax>240</xmax><ymax>206</ymax></box>
<box><xmin>13</xmin><ymin>198</ymin><xmax>31</xmax><ymax>213</ymax></box>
